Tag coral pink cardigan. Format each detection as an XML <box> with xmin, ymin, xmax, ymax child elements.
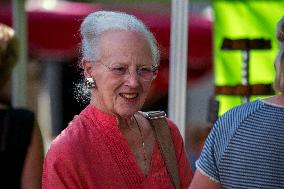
<box><xmin>43</xmin><ymin>104</ymin><xmax>192</xmax><ymax>189</ymax></box>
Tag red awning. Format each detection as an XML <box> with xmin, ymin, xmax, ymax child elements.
<box><xmin>0</xmin><ymin>1</ymin><xmax>212</xmax><ymax>66</ymax></box>
<box><xmin>0</xmin><ymin>1</ymin><xmax>212</xmax><ymax>103</ymax></box>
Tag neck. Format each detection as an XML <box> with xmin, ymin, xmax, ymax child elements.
<box><xmin>117</xmin><ymin>116</ymin><xmax>136</xmax><ymax>130</ymax></box>
<box><xmin>264</xmin><ymin>93</ymin><xmax>284</xmax><ymax>105</ymax></box>
<box><xmin>90</xmin><ymin>97</ymin><xmax>136</xmax><ymax>127</ymax></box>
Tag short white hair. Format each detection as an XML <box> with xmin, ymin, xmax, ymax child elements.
<box><xmin>80</xmin><ymin>11</ymin><xmax>160</xmax><ymax>66</ymax></box>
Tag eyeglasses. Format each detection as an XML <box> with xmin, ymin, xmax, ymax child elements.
<box><xmin>97</xmin><ymin>61</ymin><xmax>158</xmax><ymax>81</ymax></box>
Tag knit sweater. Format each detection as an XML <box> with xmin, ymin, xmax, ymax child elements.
<box><xmin>43</xmin><ymin>104</ymin><xmax>192</xmax><ymax>189</ymax></box>
<box><xmin>196</xmin><ymin>99</ymin><xmax>284</xmax><ymax>189</ymax></box>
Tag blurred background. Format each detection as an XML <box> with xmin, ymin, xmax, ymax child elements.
<box><xmin>1</xmin><ymin>0</ymin><xmax>283</xmax><ymax>172</ymax></box>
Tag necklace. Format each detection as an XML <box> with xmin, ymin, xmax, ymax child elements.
<box><xmin>133</xmin><ymin>115</ymin><xmax>148</xmax><ymax>175</ymax></box>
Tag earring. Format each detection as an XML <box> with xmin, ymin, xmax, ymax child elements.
<box><xmin>85</xmin><ymin>77</ymin><xmax>96</xmax><ymax>89</ymax></box>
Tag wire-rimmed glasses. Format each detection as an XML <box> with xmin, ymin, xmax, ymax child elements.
<box><xmin>96</xmin><ymin>61</ymin><xmax>158</xmax><ymax>81</ymax></box>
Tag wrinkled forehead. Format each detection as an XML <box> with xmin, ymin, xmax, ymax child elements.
<box><xmin>97</xmin><ymin>30</ymin><xmax>153</xmax><ymax>63</ymax></box>
<box><xmin>98</xmin><ymin>29</ymin><xmax>150</xmax><ymax>47</ymax></box>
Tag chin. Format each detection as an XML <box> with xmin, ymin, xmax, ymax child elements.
<box><xmin>117</xmin><ymin>108</ymin><xmax>139</xmax><ymax>118</ymax></box>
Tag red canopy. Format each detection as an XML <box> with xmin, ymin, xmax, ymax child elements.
<box><xmin>0</xmin><ymin>1</ymin><xmax>212</xmax><ymax>104</ymax></box>
<box><xmin>0</xmin><ymin>2</ymin><xmax>212</xmax><ymax>65</ymax></box>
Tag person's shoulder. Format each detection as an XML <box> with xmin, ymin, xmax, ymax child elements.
<box><xmin>218</xmin><ymin>99</ymin><xmax>262</xmax><ymax>124</ymax></box>
<box><xmin>165</xmin><ymin>118</ymin><xmax>184</xmax><ymax>143</ymax></box>
<box><xmin>209</xmin><ymin>99</ymin><xmax>263</xmax><ymax>142</ymax></box>
<box><xmin>165</xmin><ymin>118</ymin><xmax>176</xmax><ymax>128</ymax></box>
<box><xmin>55</xmin><ymin>114</ymin><xmax>84</xmax><ymax>139</ymax></box>
<box><xmin>46</xmin><ymin>113</ymin><xmax>88</xmax><ymax>155</ymax></box>
<box><xmin>47</xmin><ymin>105</ymin><xmax>105</xmax><ymax>155</ymax></box>
<box><xmin>166</xmin><ymin>118</ymin><xmax>180</xmax><ymax>133</ymax></box>
<box><xmin>139</xmin><ymin>110</ymin><xmax>176</xmax><ymax>130</ymax></box>
<box><xmin>139</xmin><ymin>110</ymin><xmax>182</xmax><ymax>140</ymax></box>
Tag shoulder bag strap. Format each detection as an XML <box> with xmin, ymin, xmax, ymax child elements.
<box><xmin>141</xmin><ymin>111</ymin><xmax>181</xmax><ymax>189</ymax></box>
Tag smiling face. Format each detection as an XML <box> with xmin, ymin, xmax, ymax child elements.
<box><xmin>83</xmin><ymin>30</ymin><xmax>155</xmax><ymax>118</ymax></box>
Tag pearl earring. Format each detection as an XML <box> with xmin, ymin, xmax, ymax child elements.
<box><xmin>85</xmin><ymin>77</ymin><xmax>96</xmax><ymax>89</ymax></box>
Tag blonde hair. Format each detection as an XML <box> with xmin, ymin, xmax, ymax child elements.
<box><xmin>274</xmin><ymin>16</ymin><xmax>284</xmax><ymax>93</ymax></box>
<box><xmin>0</xmin><ymin>23</ymin><xmax>19</xmax><ymax>89</ymax></box>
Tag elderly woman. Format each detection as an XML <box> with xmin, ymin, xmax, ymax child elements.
<box><xmin>189</xmin><ymin>16</ymin><xmax>284</xmax><ymax>189</ymax></box>
<box><xmin>0</xmin><ymin>23</ymin><xmax>44</xmax><ymax>189</ymax></box>
<box><xmin>43</xmin><ymin>11</ymin><xmax>192</xmax><ymax>189</ymax></box>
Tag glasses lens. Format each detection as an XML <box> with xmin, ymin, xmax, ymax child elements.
<box><xmin>138</xmin><ymin>67</ymin><xmax>157</xmax><ymax>80</ymax></box>
<box><xmin>103</xmin><ymin>63</ymin><xmax>157</xmax><ymax>81</ymax></box>
<box><xmin>110</xmin><ymin>66</ymin><xmax>128</xmax><ymax>75</ymax></box>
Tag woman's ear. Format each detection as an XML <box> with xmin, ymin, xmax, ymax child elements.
<box><xmin>152</xmin><ymin>70</ymin><xmax>158</xmax><ymax>80</ymax></box>
<box><xmin>81</xmin><ymin>59</ymin><xmax>93</xmax><ymax>78</ymax></box>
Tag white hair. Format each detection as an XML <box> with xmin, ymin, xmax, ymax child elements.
<box><xmin>80</xmin><ymin>11</ymin><xmax>160</xmax><ymax>66</ymax></box>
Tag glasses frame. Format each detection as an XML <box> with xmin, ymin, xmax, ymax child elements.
<box><xmin>90</xmin><ymin>60</ymin><xmax>158</xmax><ymax>81</ymax></box>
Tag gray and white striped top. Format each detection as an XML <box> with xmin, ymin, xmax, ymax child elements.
<box><xmin>196</xmin><ymin>99</ymin><xmax>284</xmax><ymax>189</ymax></box>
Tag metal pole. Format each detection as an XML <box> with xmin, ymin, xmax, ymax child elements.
<box><xmin>12</xmin><ymin>0</ymin><xmax>27</xmax><ymax>108</ymax></box>
<box><xmin>241</xmin><ymin>49</ymin><xmax>250</xmax><ymax>103</ymax></box>
<box><xmin>168</xmin><ymin>0</ymin><xmax>189</xmax><ymax>139</ymax></box>
<box><xmin>47</xmin><ymin>61</ymin><xmax>63</xmax><ymax>137</ymax></box>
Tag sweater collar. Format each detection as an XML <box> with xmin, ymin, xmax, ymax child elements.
<box><xmin>80</xmin><ymin>104</ymin><xmax>122</xmax><ymax>136</ymax></box>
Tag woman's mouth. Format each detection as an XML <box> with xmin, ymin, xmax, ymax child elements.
<box><xmin>119</xmin><ymin>93</ymin><xmax>138</xmax><ymax>99</ymax></box>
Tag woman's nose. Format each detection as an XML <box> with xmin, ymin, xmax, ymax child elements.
<box><xmin>124</xmin><ymin>69</ymin><xmax>140</xmax><ymax>87</ymax></box>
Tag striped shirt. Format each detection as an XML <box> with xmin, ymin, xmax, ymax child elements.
<box><xmin>196</xmin><ymin>99</ymin><xmax>284</xmax><ymax>189</ymax></box>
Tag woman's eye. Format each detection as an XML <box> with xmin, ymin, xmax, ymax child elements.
<box><xmin>111</xmin><ymin>67</ymin><xmax>127</xmax><ymax>74</ymax></box>
<box><xmin>139</xmin><ymin>67</ymin><xmax>152</xmax><ymax>74</ymax></box>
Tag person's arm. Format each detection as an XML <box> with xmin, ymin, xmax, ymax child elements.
<box><xmin>188</xmin><ymin>169</ymin><xmax>222</xmax><ymax>189</ymax></box>
<box><xmin>21</xmin><ymin>120</ymin><xmax>44</xmax><ymax>189</ymax></box>
<box><xmin>188</xmin><ymin>115</ymin><xmax>226</xmax><ymax>189</ymax></box>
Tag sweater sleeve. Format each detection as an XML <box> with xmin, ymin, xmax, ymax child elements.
<box><xmin>195</xmin><ymin>122</ymin><xmax>220</xmax><ymax>183</ymax></box>
<box><xmin>195</xmin><ymin>101</ymin><xmax>258</xmax><ymax>183</ymax></box>
<box><xmin>42</xmin><ymin>139</ymin><xmax>83</xmax><ymax>189</ymax></box>
<box><xmin>167</xmin><ymin>119</ymin><xmax>193</xmax><ymax>189</ymax></box>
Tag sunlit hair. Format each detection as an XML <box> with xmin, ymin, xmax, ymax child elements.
<box><xmin>80</xmin><ymin>11</ymin><xmax>160</xmax><ymax>67</ymax></box>
<box><xmin>0</xmin><ymin>23</ymin><xmax>19</xmax><ymax>89</ymax></box>
<box><xmin>274</xmin><ymin>16</ymin><xmax>284</xmax><ymax>93</ymax></box>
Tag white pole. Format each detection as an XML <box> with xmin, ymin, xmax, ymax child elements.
<box><xmin>12</xmin><ymin>0</ymin><xmax>27</xmax><ymax>108</ymax></box>
<box><xmin>168</xmin><ymin>0</ymin><xmax>189</xmax><ymax>139</ymax></box>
